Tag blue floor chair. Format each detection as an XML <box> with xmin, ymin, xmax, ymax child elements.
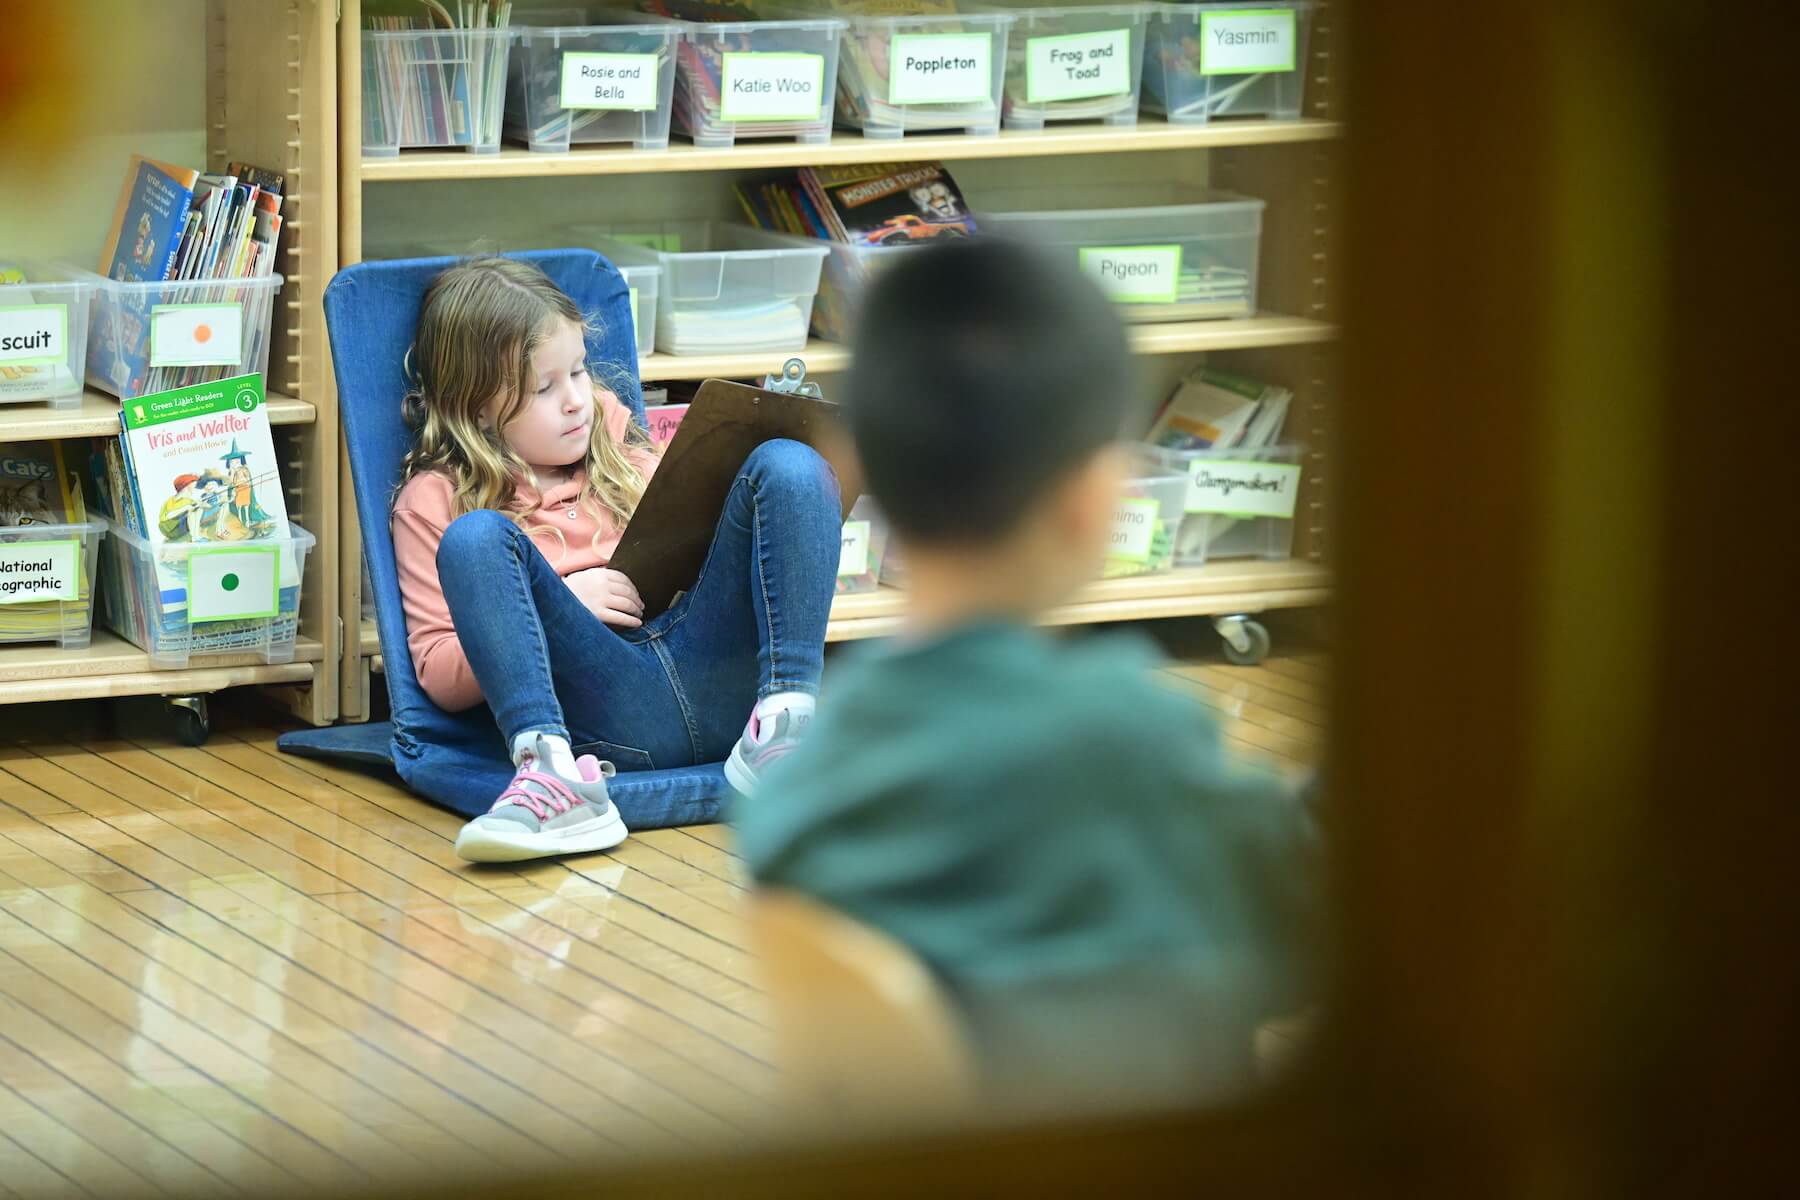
<box><xmin>277</xmin><ymin>249</ymin><xmax>727</xmax><ymax>828</ymax></box>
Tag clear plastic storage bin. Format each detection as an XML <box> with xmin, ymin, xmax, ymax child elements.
<box><xmin>1141</xmin><ymin>443</ymin><xmax>1302</xmax><ymax>565</ymax></box>
<box><xmin>0</xmin><ymin>263</ymin><xmax>95</xmax><ymax>409</ymax></box>
<box><xmin>0</xmin><ymin>521</ymin><xmax>105</xmax><ymax>648</ymax></box>
<box><xmin>792</xmin><ymin>4</ymin><xmax>1013</xmax><ymax>139</ymax></box>
<box><xmin>977</xmin><ymin>183</ymin><xmax>1262</xmax><ymax>321</ymax></box>
<box><xmin>982</xmin><ymin>3</ymin><xmax>1151</xmax><ymax>130</ymax></box>
<box><xmin>615</xmin><ymin>261</ymin><xmax>662</xmax><ymax>355</ymax></box>
<box><xmin>363</xmin><ymin>27</ymin><xmax>515</xmax><ymax>154</ymax></box>
<box><xmin>1143</xmin><ymin>2</ymin><xmax>1312</xmax><ymax>124</ymax></box>
<box><xmin>506</xmin><ymin>17</ymin><xmax>683</xmax><ymax>151</ymax></box>
<box><xmin>658</xmin><ymin>13</ymin><xmax>846</xmax><ymax>147</ymax></box>
<box><xmin>1103</xmin><ymin>467</ymin><xmax>1186</xmax><ymax>578</ymax></box>
<box><xmin>581</xmin><ymin>222</ymin><xmax>828</xmax><ymax>355</ymax></box>
<box><xmin>747</xmin><ymin>228</ymin><xmax>910</xmax><ymax>342</ymax></box>
<box><xmin>836</xmin><ymin>495</ymin><xmax>890</xmax><ymax>595</ymax></box>
<box><xmin>86</xmin><ymin>273</ymin><xmax>285</xmax><ymax>401</ymax></box>
<box><xmin>99</xmin><ymin>519</ymin><xmax>316</xmax><ymax>668</ymax></box>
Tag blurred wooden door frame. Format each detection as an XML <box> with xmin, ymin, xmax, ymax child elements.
<box><xmin>354</xmin><ymin>0</ymin><xmax>1796</xmax><ymax>1195</ymax></box>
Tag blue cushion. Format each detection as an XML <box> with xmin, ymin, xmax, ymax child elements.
<box><xmin>276</xmin><ymin>249</ymin><xmax>727</xmax><ymax>826</ymax></box>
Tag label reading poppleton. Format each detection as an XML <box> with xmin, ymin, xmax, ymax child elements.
<box><xmin>719</xmin><ymin>52</ymin><xmax>825</xmax><ymax>122</ymax></box>
<box><xmin>838</xmin><ymin>520</ymin><xmax>871</xmax><ymax>577</ymax></box>
<box><xmin>560</xmin><ymin>51</ymin><xmax>659</xmax><ymax>110</ymax></box>
<box><xmin>1200</xmin><ymin>9</ymin><xmax>1297</xmax><ymax>75</ymax></box>
<box><xmin>889</xmin><ymin>33</ymin><xmax>992</xmax><ymax>105</ymax></box>
<box><xmin>1108</xmin><ymin>497</ymin><xmax>1159</xmax><ymax>563</ymax></box>
<box><xmin>1185</xmin><ymin>459</ymin><xmax>1303</xmax><ymax>519</ymax></box>
<box><xmin>1079</xmin><ymin>245</ymin><xmax>1182</xmax><ymax>304</ymax></box>
<box><xmin>1025</xmin><ymin>28</ymin><xmax>1131</xmax><ymax>103</ymax></box>
<box><xmin>0</xmin><ymin>304</ymin><xmax>68</xmax><ymax>366</ymax></box>
<box><xmin>0</xmin><ymin>539</ymin><xmax>80</xmax><ymax>604</ymax></box>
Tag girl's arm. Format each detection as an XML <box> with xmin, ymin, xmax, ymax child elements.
<box><xmin>392</xmin><ymin>476</ymin><xmax>486</xmax><ymax>712</ymax></box>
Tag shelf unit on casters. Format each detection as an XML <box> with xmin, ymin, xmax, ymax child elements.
<box><xmin>0</xmin><ymin>0</ymin><xmax>341</xmax><ymax>741</ymax></box>
<box><xmin>335</xmin><ymin>0</ymin><xmax>1340</xmax><ymax>719</ymax></box>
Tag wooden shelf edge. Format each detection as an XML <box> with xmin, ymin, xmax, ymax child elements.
<box><xmin>1</xmin><ymin>388</ymin><xmax>316</xmax><ymax>443</ymax></box>
<box><xmin>638</xmin><ymin>316</ymin><xmax>1335</xmax><ymax>382</ymax></box>
<box><xmin>362</xmin><ymin>118</ymin><xmax>1345</xmax><ymax>183</ymax></box>
<box><xmin>0</xmin><ymin>659</ymin><xmax>314</xmax><ymax>705</ymax></box>
<box><xmin>0</xmin><ymin>631</ymin><xmax>325</xmax><ymax>688</ymax></box>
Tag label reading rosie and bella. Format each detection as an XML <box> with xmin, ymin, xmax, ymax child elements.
<box><xmin>560</xmin><ymin>51</ymin><xmax>660</xmax><ymax>110</ymax></box>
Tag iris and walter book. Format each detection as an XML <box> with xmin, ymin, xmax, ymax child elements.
<box><xmin>91</xmin><ymin>372</ymin><xmax>303</xmax><ymax>657</ymax></box>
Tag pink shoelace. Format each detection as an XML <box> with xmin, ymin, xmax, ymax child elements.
<box><xmin>495</xmin><ymin>770</ymin><xmax>582</xmax><ymax>821</ymax></box>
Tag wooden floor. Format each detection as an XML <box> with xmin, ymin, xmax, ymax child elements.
<box><xmin>0</xmin><ymin>616</ymin><xmax>1326</xmax><ymax>1198</ymax></box>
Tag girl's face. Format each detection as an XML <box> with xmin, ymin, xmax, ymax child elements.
<box><xmin>490</xmin><ymin>318</ymin><xmax>596</xmax><ymax>472</ymax></box>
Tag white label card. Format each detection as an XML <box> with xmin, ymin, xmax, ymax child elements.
<box><xmin>560</xmin><ymin>51</ymin><xmax>660</xmax><ymax>110</ymax></box>
<box><xmin>1108</xmin><ymin>498</ymin><xmax>1159</xmax><ymax>563</ymax></box>
<box><xmin>1025</xmin><ymin>28</ymin><xmax>1131</xmax><ymax>103</ymax></box>
<box><xmin>0</xmin><ymin>304</ymin><xmax>68</xmax><ymax>366</ymax></box>
<box><xmin>889</xmin><ymin>33</ymin><xmax>993</xmax><ymax>105</ymax></box>
<box><xmin>150</xmin><ymin>303</ymin><xmax>243</xmax><ymax>368</ymax></box>
<box><xmin>838</xmin><ymin>520</ymin><xmax>871</xmax><ymax>577</ymax></box>
<box><xmin>719</xmin><ymin>53</ymin><xmax>825</xmax><ymax>122</ymax></box>
<box><xmin>0</xmin><ymin>539</ymin><xmax>79</xmax><ymax>605</ymax></box>
<box><xmin>187</xmin><ymin>545</ymin><xmax>281</xmax><ymax>623</ymax></box>
<box><xmin>1079</xmin><ymin>245</ymin><xmax>1183</xmax><ymax>304</ymax></box>
<box><xmin>1185</xmin><ymin>459</ymin><xmax>1303</xmax><ymax>518</ymax></box>
<box><xmin>1200</xmin><ymin>9</ymin><xmax>1298</xmax><ymax>75</ymax></box>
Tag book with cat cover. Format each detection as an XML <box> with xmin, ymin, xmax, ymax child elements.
<box><xmin>0</xmin><ymin>441</ymin><xmax>96</xmax><ymax>642</ymax></box>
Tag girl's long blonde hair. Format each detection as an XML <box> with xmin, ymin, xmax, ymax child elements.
<box><xmin>399</xmin><ymin>256</ymin><xmax>650</xmax><ymax>544</ymax></box>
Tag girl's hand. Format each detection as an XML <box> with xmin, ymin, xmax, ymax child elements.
<box><xmin>566</xmin><ymin>568</ymin><xmax>645</xmax><ymax>628</ymax></box>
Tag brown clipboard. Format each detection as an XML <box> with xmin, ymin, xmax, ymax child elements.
<box><xmin>610</xmin><ymin>379</ymin><xmax>862</xmax><ymax>617</ymax></box>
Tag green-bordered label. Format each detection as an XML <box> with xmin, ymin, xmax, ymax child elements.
<box><xmin>1080</xmin><ymin>245</ymin><xmax>1183</xmax><ymax>304</ymax></box>
<box><xmin>123</xmin><ymin>373</ymin><xmax>264</xmax><ymax>431</ymax></box>
<box><xmin>0</xmin><ymin>538</ymin><xmax>80</xmax><ymax>604</ymax></box>
<box><xmin>0</xmin><ymin>304</ymin><xmax>68</xmax><ymax>367</ymax></box>
<box><xmin>1107</xmin><ymin>497</ymin><xmax>1159</xmax><ymax>563</ymax></box>
<box><xmin>187</xmin><ymin>543</ymin><xmax>281</xmax><ymax>623</ymax></box>
<box><xmin>1025</xmin><ymin>28</ymin><xmax>1130</xmax><ymax>103</ymax></box>
<box><xmin>560</xmin><ymin>51</ymin><xmax>659</xmax><ymax>110</ymax></box>
<box><xmin>1200</xmin><ymin>9</ymin><xmax>1298</xmax><ymax>75</ymax></box>
<box><xmin>149</xmin><ymin>302</ymin><xmax>243</xmax><ymax>368</ymax></box>
<box><xmin>889</xmin><ymin>33</ymin><xmax>992</xmax><ymax>105</ymax></box>
<box><xmin>720</xmin><ymin>52</ymin><xmax>826</xmax><ymax>122</ymax></box>
<box><xmin>1185</xmin><ymin>458</ymin><xmax>1302</xmax><ymax>518</ymax></box>
<box><xmin>838</xmin><ymin>519</ymin><xmax>872</xmax><ymax>577</ymax></box>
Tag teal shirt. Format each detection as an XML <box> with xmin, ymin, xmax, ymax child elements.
<box><xmin>739</xmin><ymin>623</ymin><xmax>1321</xmax><ymax>1107</ymax></box>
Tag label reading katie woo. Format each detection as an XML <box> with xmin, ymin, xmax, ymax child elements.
<box><xmin>1108</xmin><ymin>497</ymin><xmax>1159</xmax><ymax>563</ymax></box>
<box><xmin>1185</xmin><ymin>459</ymin><xmax>1302</xmax><ymax>519</ymax></box>
<box><xmin>1200</xmin><ymin>9</ymin><xmax>1297</xmax><ymax>75</ymax></box>
<box><xmin>1079</xmin><ymin>245</ymin><xmax>1182</xmax><ymax>304</ymax></box>
<box><xmin>0</xmin><ymin>304</ymin><xmax>67</xmax><ymax>366</ymax></box>
<box><xmin>720</xmin><ymin>53</ymin><xmax>825</xmax><ymax>122</ymax></box>
<box><xmin>0</xmin><ymin>539</ymin><xmax>79</xmax><ymax>604</ymax></box>
<box><xmin>1025</xmin><ymin>28</ymin><xmax>1131</xmax><ymax>103</ymax></box>
<box><xmin>838</xmin><ymin>520</ymin><xmax>871</xmax><ymax>577</ymax></box>
<box><xmin>560</xmin><ymin>51</ymin><xmax>659</xmax><ymax>110</ymax></box>
<box><xmin>889</xmin><ymin>33</ymin><xmax>992</xmax><ymax>105</ymax></box>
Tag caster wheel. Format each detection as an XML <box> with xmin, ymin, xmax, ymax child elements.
<box><xmin>168</xmin><ymin>697</ymin><xmax>211</xmax><ymax>746</ymax></box>
<box><xmin>1218</xmin><ymin>618</ymin><xmax>1271</xmax><ymax>666</ymax></box>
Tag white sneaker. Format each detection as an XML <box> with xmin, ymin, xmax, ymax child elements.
<box><xmin>454</xmin><ymin>735</ymin><xmax>629</xmax><ymax>863</ymax></box>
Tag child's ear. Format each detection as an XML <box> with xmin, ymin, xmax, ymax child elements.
<box><xmin>1056</xmin><ymin>445</ymin><xmax>1128</xmax><ymax>556</ymax></box>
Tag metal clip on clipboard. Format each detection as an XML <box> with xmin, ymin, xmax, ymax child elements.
<box><xmin>762</xmin><ymin>357</ymin><xmax>824</xmax><ymax>399</ymax></box>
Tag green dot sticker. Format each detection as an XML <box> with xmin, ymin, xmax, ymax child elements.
<box><xmin>221</xmin><ymin>573</ymin><xmax>240</xmax><ymax>592</ymax></box>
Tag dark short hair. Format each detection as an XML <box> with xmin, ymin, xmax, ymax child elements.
<box><xmin>846</xmin><ymin>237</ymin><xmax>1133</xmax><ymax>547</ymax></box>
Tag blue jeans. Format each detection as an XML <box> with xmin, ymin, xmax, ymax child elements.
<box><xmin>436</xmin><ymin>439</ymin><xmax>840</xmax><ymax>771</ymax></box>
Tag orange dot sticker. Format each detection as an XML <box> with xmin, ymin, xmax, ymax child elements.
<box><xmin>193</xmin><ymin>324</ymin><xmax>212</xmax><ymax>344</ymax></box>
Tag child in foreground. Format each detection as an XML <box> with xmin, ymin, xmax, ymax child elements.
<box><xmin>393</xmin><ymin>258</ymin><xmax>841</xmax><ymax>863</ymax></box>
<box><xmin>738</xmin><ymin>239</ymin><xmax>1321</xmax><ymax>1112</ymax></box>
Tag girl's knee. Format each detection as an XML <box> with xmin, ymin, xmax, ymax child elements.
<box><xmin>437</xmin><ymin>508</ymin><xmax>517</xmax><ymax>570</ymax></box>
<box><xmin>748</xmin><ymin>439</ymin><xmax>838</xmax><ymax>502</ymax></box>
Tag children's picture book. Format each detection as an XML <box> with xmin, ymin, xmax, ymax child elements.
<box><xmin>99</xmin><ymin>156</ymin><xmax>201</xmax><ymax>286</ymax></box>
<box><xmin>644</xmin><ymin>402</ymin><xmax>691</xmax><ymax>449</ymax></box>
<box><xmin>1146</xmin><ymin>365</ymin><xmax>1290</xmax><ymax>451</ymax></box>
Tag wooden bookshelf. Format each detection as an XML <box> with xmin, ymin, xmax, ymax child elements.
<box><xmin>0</xmin><ymin>388</ymin><xmax>315</xmax><ymax>442</ymax></box>
<box><xmin>359</xmin><ymin>118</ymin><xmax>1343</xmax><ymax>183</ymax></box>
<box><xmin>0</xmin><ymin>631</ymin><xmax>322</xmax><ymax>705</ymax></box>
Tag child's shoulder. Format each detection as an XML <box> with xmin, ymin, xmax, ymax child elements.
<box><xmin>393</xmin><ymin>469</ymin><xmax>455</xmax><ymax>515</ymax></box>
